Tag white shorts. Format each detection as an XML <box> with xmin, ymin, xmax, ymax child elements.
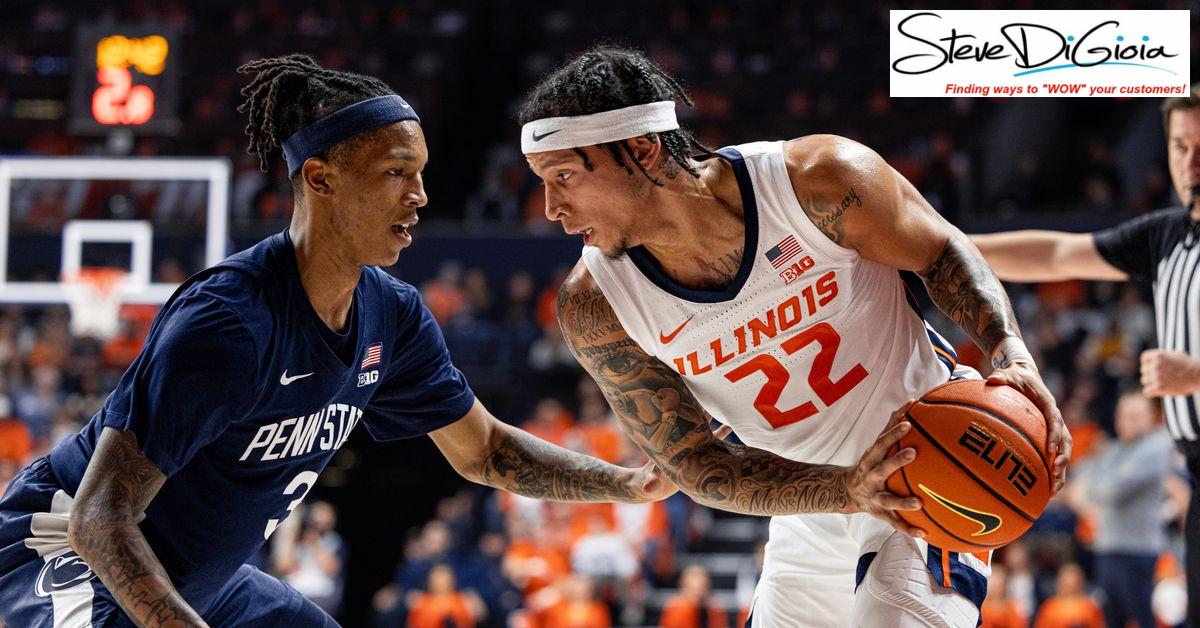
<box><xmin>746</xmin><ymin>512</ymin><xmax>989</xmax><ymax>627</ymax></box>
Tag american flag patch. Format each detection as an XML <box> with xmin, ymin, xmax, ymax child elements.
<box><xmin>361</xmin><ymin>343</ymin><xmax>382</xmax><ymax>369</ymax></box>
<box><xmin>764</xmin><ymin>235</ymin><xmax>802</xmax><ymax>268</ymax></box>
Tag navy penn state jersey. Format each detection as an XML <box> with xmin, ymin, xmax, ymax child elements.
<box><xmin>44</xmin><ymin>230</ymin><xmax>474</xmax><ymax>614</ymax></box>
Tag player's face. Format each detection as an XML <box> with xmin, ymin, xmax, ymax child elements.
<box><xmin>1167</xmin><ymin>108</ymin><xmax>1200</xmax><ymax>207</ymax></box>
<box><xmin>527</xmin><ymin>146</ymin><xmax>649</xmax><ymax>259</ymax></box>
<box><xmin>329</xmin><ymin>121</ymin><xmax>429</xmax><ymax>267</ymax></box>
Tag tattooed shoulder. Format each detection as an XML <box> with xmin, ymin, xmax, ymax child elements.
<box><xmin>556</xmin><ymin>265</ymin><xmax>627</xmax><ymax>348</ymax></box>
<box><xmin>784</xmin><ymin>135</ymin><xmax>870</xmax><ymax>247</ymax></box>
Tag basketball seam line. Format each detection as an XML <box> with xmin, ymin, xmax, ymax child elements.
<box><xmin>899</xmin><ymin>460</ymin><xmax>1007</xmax><ymax>550</ymax></box>
<box><xmin>905</xmin><ymin>412</ymin><xmax>1037</xmax><ymax>523</ymax></box>
<box><xmin>916</xmin><ymin>398</ymin><xmax>1052</xmax><ymax>477</ymax></box>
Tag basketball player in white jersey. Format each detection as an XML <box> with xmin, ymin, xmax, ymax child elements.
<box><xmin>519</xmin><ymin>48</ymin><xmax>1071</xmax><ymax>627</ymax></box>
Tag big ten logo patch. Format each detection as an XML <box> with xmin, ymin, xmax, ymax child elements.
<box><xmin>357</xmin><ymin>370</ymin><xmax>379</xmax><ymax>388</ymax></box>
<box><xmin>779</xmin><ymin>255</ymin><xmax>816</xmax><ymax>285</ymax></box>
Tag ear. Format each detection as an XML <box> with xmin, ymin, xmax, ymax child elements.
<box><xmin>627</xmin><ymin>134</ymin><xmax>666</xmax><ymax>177</ymax></box>
<box><xmin>299</xmin><ymin>157</ymin><xmax>336</xmax><ymax>197</ymax></box>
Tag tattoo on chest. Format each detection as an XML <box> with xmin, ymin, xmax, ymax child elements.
<box><xmin>670</xmin><ymin>247</ymin><xmax>745</xmax><ymax>290</ymax></box>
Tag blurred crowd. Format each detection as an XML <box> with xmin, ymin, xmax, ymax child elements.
<box><xmin>0</xmin><ymin>263</ymin><xmax>1191</xmax><ymax>626</ymax></box>
<box><xmin>0</xmin><ymin>0</ymin><xmax>1197</xmax><ymax>626</ymax></box>
<box><xmin>0</xmin><ymin>0</ymin><xmax>1183</xmax><ymax>231</ymax></box>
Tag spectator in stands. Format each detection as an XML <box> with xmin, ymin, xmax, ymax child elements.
<box><xmin>981</xmin><ymin>565</ymin><xmax>1028</xmax><ymax>628</ymax></box>
<box><xmin>422</xmin><ymin>261</ymin><xmax>466</xmax><ymax>325</ymax></box>
<box><xmin>542</xmin><ymin>574</ymin><xmax>611</xmax><ymax>628</ymax></box>
<box><xmin>0</xmin><ymin>395</ymin><xmax>31</xmax><ymax>466</ymax></box>
<box><xmin>406</xmin><ymin>564</ymin><xmax>483</xmax><ymax>628</ymax></box>
<box><xmin>275</xmin><ymin>501</ymin><xmax>347</xmax><ymax>616</ymax></box>
<box><xmin>659</xmin><ymin>565</ymin><xmax>727</xmax><ymax>628</ymax></box>
<box><xmin>502</xmin><ymin>512</ymin><xmax>571</xmax><ymax>604</ymax></box>
<box><xmin>14</xmin><ymin>364</ymin><xmax>60</xmax><ymax>443</ymax></box>
<box><xmin>1033</xmin><ymin>563</ymin><xmax>1104</xmax><ymax>628</ymax></box>
<box><xmin>1001</xmin><ymin>541</ymin><xmax>1043</xmax><ymax>620</ymax></box>
<box><xmin>1077</xmin><ymin>390</ymin><xmax>1174</xmax><ymax>628</ymax></box>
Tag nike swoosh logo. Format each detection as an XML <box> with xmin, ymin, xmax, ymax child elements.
<box><xmin>280</xmin><ymin>370</ymin><xmax>314</xmax><ymax>386</ymax></box>
<box><xmin>532</xmin><ymin>129</ymin><xmax>561</xmax><ymax>142</ymax></box>
<box><xmin>919</xmin><ymin>483</ymin><xmax>1002</xmax><ymax>537</ymax></box>
<box><xmin>659</xmin><ymin>315</ymin><xmax>695</xmax><ymax>344</ymax></box>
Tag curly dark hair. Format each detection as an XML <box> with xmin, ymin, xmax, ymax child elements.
<box><xmin>236</xmin><ymin>54</ymin><xmax>395</xmax><ymax>180</ymax></box>
<box><xmin>519</xmin><ymin>46</ymin><xmax>714</xmax><ymax>185</ymax></box>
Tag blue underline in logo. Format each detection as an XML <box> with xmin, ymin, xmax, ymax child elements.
<box><xmin>1013</xmin><ymin>62</ymin><xmax>1177</xmax><ymax>77</ymax></box>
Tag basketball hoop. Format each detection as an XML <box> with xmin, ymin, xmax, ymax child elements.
<box><xmin>64</xmin><ymin>267</ymin><xmax>128</xmax><ymax>340</ymax></box>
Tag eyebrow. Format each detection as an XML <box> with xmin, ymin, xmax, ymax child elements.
<box><xmin>534</xmin><ymin>155</ymin><xmax>577</xmax><ymax>170</ymax></box>
<box><xmin>388</xmin><ymin>152</ymin><xmax>418</xmax><ymax>162</ymax></box>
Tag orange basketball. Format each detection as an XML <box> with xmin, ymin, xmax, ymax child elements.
<box><xmin>884</xmin><ymin>379</ymin><xmax>1052</xmax><ymax>553</ymax></box>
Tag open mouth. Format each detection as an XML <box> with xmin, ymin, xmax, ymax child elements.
<box><xmin>391</xmin><ymin>220</ymin><xmax>416</xmax><ymax>245</ymax></box>
<box><xmin>567</xmin><ymin>226</ymin><xmax>595</xmax><ymax>244</ymax></box>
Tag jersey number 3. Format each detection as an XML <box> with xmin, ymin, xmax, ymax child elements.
<box><xmin>723</xmin><ymin>322</ymin><xmax>867</xmax><ymax>429</ymax></box>
<box><xmin>264</xmin><ymin>471</ymin><xmax>318</xmax><ymax>539</ymax></box>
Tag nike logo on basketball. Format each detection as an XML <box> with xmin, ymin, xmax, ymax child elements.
<box><xmin>919</xmin><ymin>484</ymin><xmax>1002</xmax><ymax>537</ymax></box>
<box><xmin>659</xmin><ymin>316</ymin><xmax>695</xmax><ymax>344</ymax></box>
<box><xmin>280</xmin><ymin>370</ymin><xmax>314</xmax><ymax>385</ymax></box>
<box><xmin>532</xmin><ymin>129</ymin><xmax>561</xmax><ymax>141</ymax></box>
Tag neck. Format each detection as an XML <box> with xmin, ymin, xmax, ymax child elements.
<box><xmin>289</xmin><ymin>205</ymin><xmax>361</xmax><ymax>332</ymax></box>
<box><xmin>637</xmin><ymin>160</ymin><xmax>746</xmax><ymax>286</ymax></box>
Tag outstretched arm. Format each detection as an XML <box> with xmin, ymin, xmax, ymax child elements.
<box><xmin>784</xmin><ymin>134</ymin><xmax>1070</xmax><ymax>491</ymax></box>
<box><xmin>430</xmin><ymin>399</ymin><xmax>669</xmax><ymax>504</ymax></box>
<box><xmin>969</xmin><ymin>231</ymin><xmax>1126</xmax><ymax>282</ymax></box>
<box><xmin>68</xmin><ymin>428</ymin><xmax>208</xmax><ymax>628</ymax></box>
<box><xmin>554</xmin><ymin>264</ymin><xmax>923</xmax><ymax>531</ymax></box>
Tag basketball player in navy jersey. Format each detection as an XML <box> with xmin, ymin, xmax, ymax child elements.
<box><xmin>0</xmin><ymin>55</ymin><xmax>722</xmax><ymax>628</ymax></box>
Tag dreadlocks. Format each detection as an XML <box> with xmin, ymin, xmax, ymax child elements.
<box><xmin>236</xmin><ymin>54</ymin><xmax>395</xmax><ymax>178</ymax></box>
<box><xmin>519</xmin><ymin>46</ymin><xmax>714</xmax><ymax>186</ymax></box>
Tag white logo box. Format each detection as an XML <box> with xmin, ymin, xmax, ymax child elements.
<box><xmin>889</xmin><ymin>10</ymin><xmax>1190</xmax><ymax>97</ymax></box>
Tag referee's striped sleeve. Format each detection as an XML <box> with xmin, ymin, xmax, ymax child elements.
<box><xmin>1093</xmin><ymin>208</ymin><xmax>1184</xmax><ymax>281</ymax></box>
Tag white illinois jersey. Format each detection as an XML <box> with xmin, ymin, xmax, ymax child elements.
<box><xmin>583</xmin><ymin>141</ymin><xmax>958</xmax><ymax>466</ymax></box>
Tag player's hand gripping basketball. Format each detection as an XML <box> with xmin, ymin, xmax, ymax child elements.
<box><xmin>841</xmin><ymin>400</ymin><xmax>926</xmax><ymax>538</ymax></box>
<box><xmin>986</xmin><ymin>361</ymin><xmax>1071</xmax><ymax>494</ymax></box>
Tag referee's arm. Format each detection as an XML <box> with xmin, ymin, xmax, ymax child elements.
<box><xmin>969</xmin><ymin>231</ymin><xmax>1127</xmax><ymax>282</ymax></box>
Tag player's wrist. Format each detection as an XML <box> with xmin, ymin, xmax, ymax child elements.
<box><xmin>989</xmin><ymin>336</ymin><xmax>1035</xmax><ymax>371</ymax></box>
<box><xmin>621</xmin><ymin>466</ymin><xmax>655</xmax><ymax>504</ymax></box>
<box><xmin>833</xmin><ymin>466</ymin><xmax>860</xmax><ymax>516</ymax></box>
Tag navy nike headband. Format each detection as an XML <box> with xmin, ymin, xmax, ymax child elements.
<box><xmin>282</xmin><ymin>94</ymin><xmax>420</xmax><ymax>177</ymax></box>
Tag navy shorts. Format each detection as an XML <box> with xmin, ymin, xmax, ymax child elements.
<box><xmin>0</xmin><ymin>457</ymin><xmax>339</xmax><ymax>627</ymax></box>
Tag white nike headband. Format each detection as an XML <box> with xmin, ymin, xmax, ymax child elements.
<box><xmin>520</xmin><ymin>101</ymin><xmax>679</xmax><ymax>154</ymax></box>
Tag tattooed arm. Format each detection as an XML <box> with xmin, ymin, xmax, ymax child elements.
<box><xmin>555</xmin><ymin>264</ymin><xmax>923</xmax><ymax>528</ymax></box>
<box><xmin>430</xmin><ymin>398</ymin><xmax>675</xmax><ymax>504</ymax></box>
<box><xmin>784</xmin><ymin>134</ymin><xmax>1070</xmax><ymax>490</ymax></box>
<box><xmin>68</xmin><ymin>428</ymin><xmax>208</xmax><ymax>627</ymax></box>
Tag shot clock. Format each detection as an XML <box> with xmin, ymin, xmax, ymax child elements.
<box><xmin>69</xmin><ymin>24</ymin><xmax>181</xmax><ymax>135</ymax></box>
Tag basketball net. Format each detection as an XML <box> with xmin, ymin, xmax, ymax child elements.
<box><xmin>64</xmin><ymin>267</ymin><xmax>127</xmax><ymax>340</ymax></box>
